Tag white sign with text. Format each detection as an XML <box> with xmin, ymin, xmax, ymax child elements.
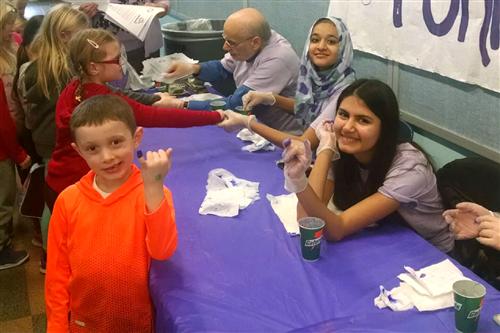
<box><xmin>328</xmin><ymin>1</ymin><xmax>499</xmax><ymax>92</ymax></box>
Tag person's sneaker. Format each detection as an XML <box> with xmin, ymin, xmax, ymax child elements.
<box><xmin>0</xmin><ymin>247</ymin><xmax>30</xmax><ymax>270</ymax></box>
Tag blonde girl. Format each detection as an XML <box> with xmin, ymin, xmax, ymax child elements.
<box><xmin>29</xmin><ymin>4</ymin><xmax>89</xmax><ymax>103</ymax></box>
<box><xmin>21</xmin><ymin>4</ymin><xmax>89</xmax><ymax>274</ymax></box>
<box><xmin>44</xmin><ymin>28</ymin><xmax>224</xmax><ymax>210</ymax></box>
<box><xmin>0</xmin><ymin>1</ymin><xmax>22</xmax><ymax>130</ymax></box>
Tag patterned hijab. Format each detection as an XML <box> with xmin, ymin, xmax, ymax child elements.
<box><xmin>294</xmin><ymin>17</ymin><xmax>355</xmax><ymax>127</ymax></box>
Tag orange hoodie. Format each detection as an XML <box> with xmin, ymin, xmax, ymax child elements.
<box><xmin>45</xmin><ymin>165</ymin><xmax>177</xmax><ymax>332</ymax></box>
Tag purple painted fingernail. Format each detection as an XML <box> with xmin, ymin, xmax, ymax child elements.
<box><xmin>136</xmin><ymin>150</ymin><xmax>143</xmax><ymax>159</ymax></box>
<box><xmin>283</xmin><ymin>138</ymin><xmax>291</xmax><ymax>147</ymax></box>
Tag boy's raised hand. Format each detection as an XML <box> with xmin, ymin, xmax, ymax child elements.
<box><xmin>137</xmin><ymin>148</ymin><xmax>173</xmax><ymax>185</ymax></box>
<box><xmin>137</xmin><ymin>148</ymin><xmax>173</xmax><ymax>212</ymax></box>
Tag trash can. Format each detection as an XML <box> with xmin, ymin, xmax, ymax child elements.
<box><xmin>161</xmin><ymin>18</ymin><xmax>236</xmax><ymax>96</ymax></box>
<box><xmin>162</xmin><ymin>19</ymin><xmax>226</xmax><ymax>62</ymax></box>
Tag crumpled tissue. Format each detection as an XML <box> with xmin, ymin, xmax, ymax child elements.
<box><xmin>199</xmin><ymin>168</ymin><xmax>260</xmax><ymax>217</ymax></box>
<box><xmin>374</xmin><ymin>259</ymin><xmax>467</xmax><ymax>312</ymax></box>
<box><xmin>266</xmin><ymin>193</ymin><xmax>299</xmax><ymax>235</ymax></box>
<box><xmin>237</xmin><ymin>129</ymin><xmax>275</xmax><ymax>152</ymax></box>
<box><xmin>182</xmin><ymin>93</ymin><xmax>222</xmax><ymax>102</ymax></box>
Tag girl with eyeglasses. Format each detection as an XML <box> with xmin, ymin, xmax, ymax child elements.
<box><xmin>44</xmin><ymin>28</ymin><xmax>225</xmax><ymax>212</ymax></box>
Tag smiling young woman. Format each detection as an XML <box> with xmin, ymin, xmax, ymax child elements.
<box><xmin>282</xmin><ymin>79</ymin><xmax>455</xmax><ymax>254</ymax></box>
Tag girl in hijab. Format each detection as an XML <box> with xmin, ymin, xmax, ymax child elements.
<box><xmin>219</xmin><ymin>16</ymin><xmax>356</xmax><ymax>151</ymax></box>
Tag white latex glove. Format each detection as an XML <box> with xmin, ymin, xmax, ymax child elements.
<box><xmin>217</xmin><ymin>110</ymin><xmax>255</xmax><ymax>133</ymax></box>
<box><xmin>442</xmin><ymin>202</ymin><xmax>491</xmax><ymax>240</ymax></box>
<box><xmin>476</xmin><ymin>214</ymin><xmax>500</xmax><ymax>250</ymax></box>
<box><xmin>242</xmin><ymin>91</ymin><xmax>276</xmax><ymax>111</ymax></box>
<box><xmin>164</xmin><ymin>61</ymin><xmax>196</xmax><ymax>80</ymax></box>
<box><xmin>282</xmin><ymin>138</ymin><xmax>312</xmax><ymax>193</ymax></box>
<box><xmin>316</xmin><ymin>120</ymin><xmax>339</xmax><ymax>160</ymax></box>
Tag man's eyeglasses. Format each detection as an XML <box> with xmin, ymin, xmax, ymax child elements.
<box><xmin>222</xmin><ymin>35</ymin><xmax>255</xmax><ymax>48</ymax></box>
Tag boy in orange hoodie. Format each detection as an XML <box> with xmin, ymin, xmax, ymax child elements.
<box><xmin>45</xmin><ymin>94</ymin><xmax>178</xmax><ymax>332</ymax></box>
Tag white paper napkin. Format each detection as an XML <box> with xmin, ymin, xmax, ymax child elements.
<box><xmin>199</xmin><ymin>168</ymin><xmax>260</xmax><ymax>217</ymax></box>
<box><xmin>266</xmin><ymin>193</ymin><xmax>299</xmax><ymax>235</ymax></box>
<box><xmin>374</xmin><ymin>259</ymin><xmax>467</xmax><ymax>312</ymax></box>
<box><xmin>182</xmin><ymin>93</ymin><xmax>222</xmax><ymax>101</ymax></box>
<box><xmin>236</xmin><ymin>129</ymin><xmax>275</xmax><ymax>152</ymax></box>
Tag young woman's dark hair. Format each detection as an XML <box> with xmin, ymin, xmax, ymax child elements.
<box><xmin>333</xmin><ymin>79</ymin><xmax>400</xmax><ymax>210</ymax></box>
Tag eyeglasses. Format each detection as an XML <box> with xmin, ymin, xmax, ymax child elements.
<box><xmin>95</xmin><ymin>55</ymin><xmax>125</xmax><ymax>66</ymax></box>
<box><xmin>222</xmin><ymin>35</ymin><xmax>255</xmax><ymax>48</ymax></box>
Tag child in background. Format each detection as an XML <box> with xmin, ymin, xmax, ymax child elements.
<box><xmin>0</xmin><ymin>1</ymin><xmax>23</xmax><ymax>132</ymax></box>
<box><xmin>12</xmin><ymin>15</ymin><xmax>45</xmax><ymax>251</ymax></box>
<box><xmin>13</xmin><ymin>15</ymin><xmax>44</xmax><ymax>165</ymax></box>
<box><xmin>0</xmin><ymin>78</ymin><xmax>31</xmax><ymax>270</ymax></box>
<box><xmin>21</xmin><ymin>4</ymin><xmax>89</xmax><ymax>274</ymax></box>
<box><xmin>14</xmin><ymin>14</ymin><xmax>44</xmax><ymax>128</ymax></box>
<box><xmin>79</xmin><ymin>0</ymin><xmax>169</xmax><ymax>72</ymax></box>
<box><xmin>282</xmin><ymin>79</ymin><xmax>454</xmax><ymax>253</ymax></box>
<box><xmin>23</xmin><ymin>4</ymin><xmax>90</xmax><ymax>162</ymax></box>
<box><xmin>45</xmin><ymin>94</ymin><xmax>177</xmax><ymax>331</ymax></box>
<box><xmin>45</xmin><ymin>28</ymin><xmax>224</xmax><ymax>210</ymax></box>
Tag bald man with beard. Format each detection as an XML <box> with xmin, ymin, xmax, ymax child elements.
<box><xmin>166</xmin><ymin>8</ymin><xmax>303</xmax><ymax>134</ymax></box>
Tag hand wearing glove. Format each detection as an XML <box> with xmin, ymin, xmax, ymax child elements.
<box><xmin>242</xmin><ymin>91</ymin><xmax>276</xmax><ymax>111</ymax></box>
<box><xmin>442</xmin><ymin>202</ymin><xmax>491</xmax><ymax>240</ymax></box>
<box><xmin>282</xmin><ymin>138</ymin><xmax>312</xmax><ymax>193</ymax></box>
<box><xmin>217</xmin><ymin>110</ymin><xmax>255</xmax><ymax>133</ymax></box>
<box><xmin>316</xmin><ymin>121</ymin><xmax>339</xmax><ymax>160</ymax></box>
<box><xmin>164</xmin><ymin>62</ymin><xmax>198</xmax><ymax>80</ymax></box>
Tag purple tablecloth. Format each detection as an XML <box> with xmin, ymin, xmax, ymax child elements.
<box><xmin>142</xmin><ymin>126</ymin><xmax>500</xmax><ymax>332</ymax></box>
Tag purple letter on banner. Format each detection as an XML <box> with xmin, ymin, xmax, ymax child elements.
<box><xmin>422</xmin><ymin>0</ymin><xmax>459</xmax><ymax>36</ymax></box>
<box><xmin>393</xmin><ymin>0</ymin><xmax>403</xmax><ymax>27</ymax></box>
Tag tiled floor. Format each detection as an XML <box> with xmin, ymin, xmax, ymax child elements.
<box><xmin>0</xmin><ymin>215</ymin><xmax>47</xmax><ymax>333</ymax></box>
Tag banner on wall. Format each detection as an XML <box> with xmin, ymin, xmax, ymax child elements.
<box><xmin>328</xmin><ymin>1</ymin><xmax>499</xmax><ymax>93</ymax></box>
